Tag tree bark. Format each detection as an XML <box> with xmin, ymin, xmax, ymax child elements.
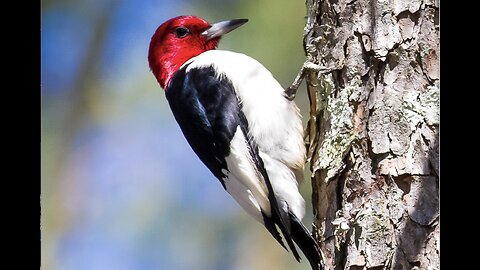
<box><xmin>299</xmin><ymin>0</ymin><xmax>439</xmax><ymax>269</ymax></box>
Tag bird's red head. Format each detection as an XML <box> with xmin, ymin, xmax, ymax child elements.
<box><xmin>148</xmin><ymin>16</ymin><xmax>248</xmax><ymax>89</ymax></box>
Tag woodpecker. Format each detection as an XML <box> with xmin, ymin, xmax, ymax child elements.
<box><xmin>148</xmin><ymin>16</ymin><xmax>324</xmax><ymax>270</ymax></box>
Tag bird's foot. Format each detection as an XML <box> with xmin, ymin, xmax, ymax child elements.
<box><xmin>285</xmin><ymin>61</ymin><xmax>321</xmax><ymax>101</ymax></box>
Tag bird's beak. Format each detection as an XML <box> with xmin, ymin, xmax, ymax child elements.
<box><xmin>202</xmin><ymin>19</ymin><xmax>248</xmax><ymax>40</ymax></box>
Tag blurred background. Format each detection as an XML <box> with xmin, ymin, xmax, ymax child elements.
<box><xmin>41</xmin><ymin>0</ymin><xmax>313</xmax><ymax>269</ymax></box>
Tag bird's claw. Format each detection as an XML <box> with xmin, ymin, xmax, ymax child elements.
<box><xmin>284</xmin><ymin>86</ymin><xmax>298</xmax><ymax>101</ymax></box>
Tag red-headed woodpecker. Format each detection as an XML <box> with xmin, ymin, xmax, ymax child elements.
<box><xmin>148</xmin><ymin>16</ymin><xmax>324</xmax><ymax>270</ymax></box>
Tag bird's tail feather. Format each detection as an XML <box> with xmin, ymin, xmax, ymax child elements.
<box><xmin>289</xmin><ymin>211</ymin><xmax>325</xmax><ymax>270</ymax></box>
<box><xmin>262</xmin><ymin>212</ymin><xmax>287</xmax><ymax>250</ymax></box>
<box><xmin>263</xmin><ymin>204</ymin><xmax>325</xmax><ymax>270</ymax></box>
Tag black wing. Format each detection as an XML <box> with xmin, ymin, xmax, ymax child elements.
<box><xmin>165</xmin><ymin>64</ymin><xmax>241</xmax><ymax>188</ymax></box>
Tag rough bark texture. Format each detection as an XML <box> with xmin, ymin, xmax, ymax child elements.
<box><xmin>300</xmin><ymin>0</ymin><xmax>439</xmax><ymax>269</ymax></box>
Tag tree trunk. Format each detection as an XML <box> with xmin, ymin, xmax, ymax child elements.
<box><xmin>299</xmin><ymin>0</ymin><xmax>439</xmax><ymax>269</ymax></box>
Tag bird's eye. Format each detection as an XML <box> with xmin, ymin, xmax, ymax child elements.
<box><xmin>174</xmin><ymin>27</ymin><xmax>190</xmax><ymax>38</ymax></box>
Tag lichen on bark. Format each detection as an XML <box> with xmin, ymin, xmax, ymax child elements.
<box><xmin>313</xmin><ymin>72</ymin><xmax>355</xmax><ymax>182</ymax></box>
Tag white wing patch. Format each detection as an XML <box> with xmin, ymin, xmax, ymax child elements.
<box><xmin>223</xmin><ymin>127</ymin><xmax>271</xmax><ymax>220</ymax></box>
<box><xmin>222</xmin><ymin>174</ymin><xmax>263</xmax><ymax>223</ymax></box>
